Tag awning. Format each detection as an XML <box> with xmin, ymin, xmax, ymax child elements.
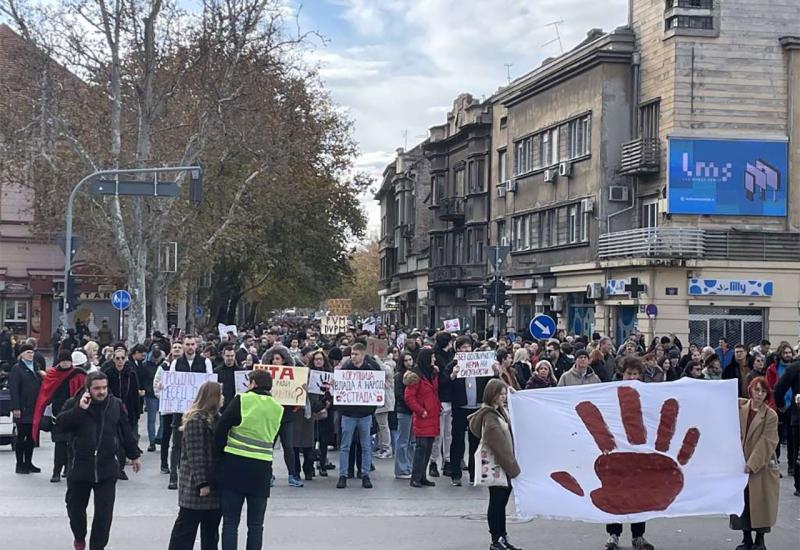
<box><xmin>386</xmin><ymin>289</ymin><xmax>416</xmax><ymax>301</ymax></box>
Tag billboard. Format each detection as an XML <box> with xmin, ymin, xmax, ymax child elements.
<box><xmin>667</xmin><ymin>138</ymin><xmax>787</xmax><ymax>216</ymax></box>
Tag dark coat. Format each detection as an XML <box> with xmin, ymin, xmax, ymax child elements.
<box><xmin>525</xmin><ymin>374</ymin><xmax>556</xmax><ymax>390</ymax></box>
<box><xmin>9</xmin><ymin>361</ymin><xmax>42</xmax><ymax>423</ymax></box>
<box><xmin>173</xmin><ymin>354</ymin><xmax>213</xmax><ymax>374</ymax></box>
<box><xmin>394</xmin><ymin>370</ymin><xmax>410</xmax><ymax>414</ymax></box>
<box><xmin>103</xmin><ymin>364</ymin><xmax>142</xmax><ymax>420</ymax></box>
<box><xmin>215</xmin><ymin>363</ymin><xmax>244</xmax><ymax>413</ymax></box>
<box><xmin>57</xmin><ymin>395</ymin><xmax>141</xmax><ymax>483</ymax></box>
<box><xmin>434</xmin><ymin>345</ymin><xmax>455</xmax><ymax>403</ymax></box>
<box><xmin>448</xmin><ymin>365</ymin><xmax>493</xmax><ymax>409</ymax></box>
<box><xmin>403</xmin><ymin>368</ymin><xmax>440</xmax><ymax>438</ymax></box>
<box><xmin>128</xmin><ymin>358</ymin><xmax>153</xmax><ymax>398</ymax></box>
<box><xmin>723</xmin><ymin>359</ymin><xmax>751</xmax><ymax>399</ymax></box>
<box><xmin>773</xmin><ymin>362</ymin><xmax>800</xmax><ymax>425</ymax></box>
<box><xmin>337</xmin><ymin>356</ymin><xmax>383</xmax><ymax>418</ymax></box>
<box><xmin>179</xmin><ymin>414</ymin><xmax>220</xmax><ymax>510</ymax></box>
<box><xmin>513</xmin><ymin>361</ymin><xmax>531</xmax><ymax>388</ymax></box>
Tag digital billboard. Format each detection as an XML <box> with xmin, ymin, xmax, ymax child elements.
<box><xmin>667</xmin><ymin>138</ymin><xmax>788</xmax><ymax>216</ymax></box>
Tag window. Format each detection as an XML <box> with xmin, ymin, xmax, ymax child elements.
<box><xmin>665</xmin><ymin>15</ymin><xmax>713</xmax><ymax>30</ymax></box>
<box><xmin>514</xmin><ymin>136</ymin><xmax>534</xmax><ymax>175</ymax></box>
<box><xmin>540</xmin><ymin>127</ymin><xmax>559</xmax><ymax>167</ymax></box>
<box><xmin>500</xmin><ymin>116</ymin><xmax>508</xmax><ymax>128</ymax></box>
<box><xmin>666</xmin><ymin>0</ymin><xmax>713</xmax><ymax>8</ymax></box>
<box><xmin>528</xmin><ymin>212</ymin><xmax>540</xmax><ymax>249</ymax></box>
<box><xmin>3</xmin><ymin>299</ymin><xmax>29</xmax><ymax>335</ymax></box>
<box><xmin>431</xmin><ymin>175</ymin><xmax>445</xmax><ymax>206</ymax></box>
<box><xmin>468</xmin><ymin>159</ymin><xmax>486</xmax><ymax>193</ymax></box>
<box><xmin>639</xmin><ymin>101</ymin><xmax>660</xmax><ymax>139</ymax></box>
<box><xmin>395</xmin><ymin>196</ymin><xmax>401</xmax><ymax>227</ymax></box>
<box><xmin>454</xmin><ymin>168</ymin><xmax>466</xmax><ymax>197</ymax></box>
<box><xmin>568</xmin><ymin>205</ymin><xmax>579</xmax><ymax>243</ymax></box>
<box><xmin>581</xmin><ymin>206</ymin><xmax>590</xmax><ymax>242</ymax></box>
<box><xmin>641</xmin><ymin>199</ymin><xmax>659</xmax><ymax>228</ymax></box>
<box><xmin>496</xmin><ymin>220</ymin><xmax>508</xmax><ymax>246</ymax></box>
<box><xmin>474</xmin><ymin>227</ymin><xmax>485</xmax><ymax>264</ymax></box>
<box><xmin>465</xmin><ymin>228</ymin><xmax>473</xmax><ymax>263</ymax></box>
<box><xmin>498</xmin><ymin>150</ymin><xmax>507</xmax><ymax>182</ymax></box>
<box><xmin>454</xmin><ymin>232</ymin><xmax>464</xmax><ymax>264</ymax></box>
<box><xmin>380</xmin><ymin>215</ymin><xmax>386</xmax><ymax>239</ymax></box>
<box><xmin>568</xmin><ymin>116</ymin><xmax>591</xmax><ymax>158</ymax></box>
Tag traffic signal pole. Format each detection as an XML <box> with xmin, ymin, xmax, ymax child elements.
<box><xmin>493</xmin><ymin>246</ymin><xmax>501</xmax><ymax>340</ymax></box>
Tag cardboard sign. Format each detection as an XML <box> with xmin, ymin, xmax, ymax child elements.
<box><xmin>217</xmin><ymin>323</ymin><xmax>238</xmax><ymax>340</ymax></box>
<box><xmin>362</xmin><ymin>322</ymin><xmax>376</xmax><ymax>334</ymax></box>
<box><xmin>326</xmin><ymin>298</ymin><xmax>352</xmax><ymax>316</ymax></box>
<box><xmin>234</xmin><ymin>370</ymin><xmax>250</xmax><ymax>394</ymax></box>
<box><xmin>308</xmin><ymin>370</ymin><xmax>333</xmax><ymax>395</ymax></box>
<box><xmin>160</xmin><ymin>371</ymin><xmax>217</xmax><ymax>414</ymax></box>
<box><xmin>367</xmin><ymin>337</ymin><xmax>388</xmax><ymax>359</ymax></box>
<box><xmin>443</xmin><ymin>318</ymin><xmax>461</xmax><ymax>332</ymax></box>
<box><xmin>333</xmin><ymin>369</ymin><xmax>385</xmax><ymax>406</ymax></box>
<box><xmin>320</xmin><ymin>316</ymin><xmax>348</xmax><ymax>336</ymax></box>
<box><xmin>252</xmin><ymin>364</ymin><xmax>309</xmax><ymax>406</ymax></box>
<box><xmin>456</xmin><ymin>351</ymin><xmax>496</xmax><ymax>378</ymax></box>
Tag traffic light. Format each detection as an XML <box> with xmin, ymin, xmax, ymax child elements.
<box><xmin>66</xmin><ymin>275</ymin><xmax>81</xmax><ymax>312</ymax></box>
<box><xmin>189</xmin><ymin>166</ymin><xmax>203</xmax><ymax>204</ymax></box>
<box><xmin>484</xmin><ymin>279</ymin><xmax>511</xmax><ymax>315</ymax></box>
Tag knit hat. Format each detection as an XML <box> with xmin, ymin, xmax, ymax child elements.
<box><xmin>17</xmin><ymin>343</ymin><xmax>34</xmax><ymax>354</ymax></box>
<box><xmin>57</xmin><ymin>350</ymin><xmax>73</xmax><ymax>363</ymax></box>
<box><xmin>574</xmin><ymin>349</ymin><xmax>589</xmax><ymax>359</ymax></box>
<box><xmin>435</xmin><ymin>331</ymin><xmax>452</xmax><ymax>349</ymax></box>
<box><xmin>328</xmin><ymin>347</ymin><xmax>343</xmax><ymax>362</ymax></box>
<box><xmin>71</xmin><ymin>350</ymin><xmax>88</xmax><ymax>367</ymax></box>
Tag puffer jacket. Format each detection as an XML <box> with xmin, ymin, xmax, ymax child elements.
<box><xmin>403</xmin><ymin>368</ymin><xmax>440</xmax><ymax>438</ymax></box>
<box><xmin>556</xmin><ymin>365</ymin><xmax>601</xmax><ymax>386</ymax></box>
<box><xmin>468</xmin><ymin>405</ymin><xmax>520</xmax><ymax>479</ymax></box>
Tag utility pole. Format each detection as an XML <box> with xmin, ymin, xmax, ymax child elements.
<box><xmin>493</xmin><ymin>246</ymin><xmax>501</xmax><ymax>340</ymax></box>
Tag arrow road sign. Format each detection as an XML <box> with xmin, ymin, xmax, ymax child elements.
<box><xmin>529</xmin><ymin>314</ymin><xmax>556</xmax><ymax>340</ymax></box>
<box><xmin>111</xmin><ymin>289</ymin><xmax>132</xmax><ymax>311</ymax></box>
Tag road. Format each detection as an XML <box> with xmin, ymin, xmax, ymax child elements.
<box><xmin>0</xmin><ymin>433</ymin><xmax>798</xmax><ymax>549</ymax></box>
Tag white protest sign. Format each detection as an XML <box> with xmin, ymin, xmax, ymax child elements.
<box><xmin>443</xmin><ymin>318</ymin><xmax>461</xmax><ymax>332</ymax></box>
<box><xmin>217</xmin><ymin>323</ymin><xmax>238</xmax><ymax>340</ymax></box>
<box><xmin>234</xmin><ymin>371</ymin><xmax>250</xmax><ymax>394</ymax></box>
<box><xmin>320</xmin><ymin>316</ymin><xmax>348</xmax><ymax>336</ymax></box>
<box><xmin>160</xmin><ymin>371</ymin><xmax>217</xmax><ymax>414</ymax></box>
<box><xmin>308</xmin><ymin>370</ymin><xmax>333</xmax><ymax>395</ymax></box>
<box><xmin>362</xmin><ymin>322</ymin><xmax>376</xmax><ymax>334</ymax></box>
<box><xmin>507</xmin><ymin>379</ymin><xmax>748</xmax><ymax>523</ymax></box>
<box><xmin>252</xmin><ymin>365</ymin><xmax>309</xmax><ymax>406</ymax></box>
<box><xmin>456</xmin><ymin>351</ymin><xmax>496</xmax><ymax>378</ymax></box>
<box><xmin>333</xmin><ymin>369</ymin><xmax>385</xmax><ymax>406</ymax></box>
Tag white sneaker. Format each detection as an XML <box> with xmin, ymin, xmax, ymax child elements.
<box><xmin>395</xmin><ymin>473</ymin><xmax>411</xmax><ymax>479</ymax></box>
<box><xmin>604</xmin><ymin>534</ymin><xmax>619</xmax><ymax>550</ymax></box>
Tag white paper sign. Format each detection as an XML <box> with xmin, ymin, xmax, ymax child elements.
<box><xmin>507</xmin><ymin>379</ymin><xmax>748</xmax><ymax>523</ymax></box>
<box><xmin>160</xmin><ymin>371</ymin><xmax>217</xmax><ymax>414</ymax></box>
<box><xmin>217</xmin><ymin>323</ymin><xmax>238</xmax><ymax>340</ymax></box>
<box><xmin>320</xmin><ymin>316</ymin><xmax>348</xmax><ymax>336</ymax></box>
<box><xmin>234</xmin><ymin>371</ymin><xmax>250</xmax><ymax>394</ymax></box>
<box><xmin>308</xmin><ymin>370</ymin><xmax>333</xmax><ymax>395</ymax></box>
<box><xmin>443</xmin><ymin>318</ymin><xmax>461</xmax><ymax>332</ymax></box>
<box><xmin>362</xmin><ymin>322</ymin><xmax>376</xmax><ymax>334</ymax></box>
<box><xmin>456</xmin><ymin>351</ymin><xmax>496</xmax><ymax>378</ymax></box>
<box><xmin>333</xmin><ymin>369</ymin><xmax>385</xmax><ymax>406</ymax></box>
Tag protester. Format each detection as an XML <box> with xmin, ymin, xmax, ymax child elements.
<box><xmin>773</xmin><ymin>359</ymin><xmax>800</xmax><ymax>495</ymax></box>
<box><xmin>525</xmin><ymin>360</ymin><xmax>557</xmax><ymax>389</ymax></box>
<box><xmin>496</xmin><ymin>348</ymin><xmax>520</xmax><ymax>391</ymax></box>
<box><xmin>374</xmin><ymin>349</ymin><xmax>395</xmax><ymax>460</ymax></box>
<box><xmin>262</xmin><ymin>345</ymin><xmax>303</xmax><ymax>487</ymax></box>
<box><xmin>167</xmin><ymin>381</ymin><xmax>223</xmax><ymax>550</ymax></box>
<box><xmin>155</xmin><ymin>341</ymin><xmax>183</xmax><ymax>475</ymax></box>
<box><xmin>683</xmin><ymin>360</ymin><xmax>704</xmax><ymax>379</ymax></box>
<box><xmin>432</xmin><ymin>331</ymin><xmax>455</xmax><ymax>478</ymax></box>
<box><xmin>57</xmin><ymin>371</ymin><xmax>141</xmax><ymax>550</ymax></box>
<box><xmin>730</xmin><ymin>377</ymin><xmax>780</xmax><ymax>550</ymax></box>
<box><xmin>9</xmin><ymin>343</ymin><xmax>43</xmax><ymax>474</ymax></box>
<box><xmin>215</xmin><ymin>345</ymin><xmax>243</xmax><ymax>414</ymax></box>
<box><xmin>394</xmin><ymin>351</ymin><xmax>415</xmax><ymax>479</ymax></box>
<box><xmin>511</xmin><ymin>348</ymin><xmax>531</xmax><ymax>389</ymax></box>
<box><xmin>702</xmin><ymin>354</ymin><xmax>723</xmax><ymax>380</ymax></box>
<box><xmin>468</xmin><ymin>379</ymin><xmax>521</xmax><ymax>550</ymax></box>
<box><xmin>308</xmin><ymin>350</ymin><xmax>335</xmax><ymax>477</ymax></box>
<box><xmin>214</xmin><ymin>369</ymin><xmax>284</xmax><ymax>550</ymax></box>
<box><xmin>404</xmin><ymin>348</ymin><xmax>440</xmax><ymax>488</ymax></box>
<box><xmin>102</xmin><ymin>347</ymin><xmax>142</xmax><ymax>479</ymax></box>
<box><xmin>557</xmin><ymin>349</ymin><xmax>600</xmax><ymax>386</ymax></box>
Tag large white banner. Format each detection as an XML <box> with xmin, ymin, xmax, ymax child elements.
<box><xmin>508</xmin><ymin>379</ymin><xmax>747</xmax><ymax>523</ymax></box>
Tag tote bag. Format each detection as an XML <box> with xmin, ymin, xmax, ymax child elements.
<box><xmin>473</xmin><ymin>438</ymin><xmax>509</xmax><ymax>487</ymax></box>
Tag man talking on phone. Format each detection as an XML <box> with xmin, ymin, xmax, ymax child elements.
<box><xmin>57</xmin><ymin>371</ymin><xmax>142</xmax><ymax>550</ymax></box>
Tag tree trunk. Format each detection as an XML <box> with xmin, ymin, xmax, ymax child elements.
<box><xmin>151</xmin><ymin>270</ymin><xmax>169</xmax><ymax>335</ymax></box>
<box><xmin>126</xmin><ymin>250</ymin><xmax>148</xmax><ymax>346</ymax></box>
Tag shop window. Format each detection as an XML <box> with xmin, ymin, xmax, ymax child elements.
<box><xmin>688</xmin><ymin>306</ymin><xmax>764</xmax><ymax>348</ymax></box>
<box><xmin>3</xmin><ymin>299</ymin><xmax>29</xmax><ymax>335</ymax></box>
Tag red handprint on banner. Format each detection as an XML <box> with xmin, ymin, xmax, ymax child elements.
<box><xmin>550</xmin><ymin>386</ymin><xmax>700</xmax><ymax>515</ymax></box>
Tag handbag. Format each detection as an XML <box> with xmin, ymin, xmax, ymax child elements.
<box><xmin>40</xmin><ymin>403</ymin><xmax>55</xmax><ymax>432</ymax></box>
<box><xmin>473</xmin><ymin>438</ymin><xmax>508</xmax><ymax>487</ymax></box>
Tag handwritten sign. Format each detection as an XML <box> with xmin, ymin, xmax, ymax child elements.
<box><xmin>252</xmin><ymin>364</ymin><xmax>309</xmax><ymax>406</ymax></box>
<box><xmin>456</xmin><ymin>351</ymin><xmax>496</xmax><ymax>378</ymax></box>
<box><xmin>320</xmin><ymin>316</ymin><xmax>348</xmax><ymax>336</ymax></box>
<box><xmin>160</xmin><ymin>371</ymin><xmax>217</xmax><ymax>414</ymax></box>
<box><xmin>367</xmin><ymin>337</ymin><xmax>388</xmax><ymax>359</ymax></box>
<box><xmin>217</xmin><ymin>323</ymin><xmax>238</xmax><ymax>340</ymax></box>
<box><xmin>333</xmin><ymin>369</ymin><xmax>385</xmax><ymax>406</ymax></box>
<box><xmin>326</xmin><ymin>298</ymin><xmax>352</xmax><ymax>316</ymax></box>
<box><xmin>444</xmin><ymin>318</ymin><xmax>461</xmax><ymax>332</ymax></box>
<box><xmin>234</xmin><ymin>371</ymin><xmax>250</xmax><ymax>394</ymax></box>
<box><xmin>308</xmin><ymin>370</ymin><xmax>333</xmax><ymax>395</ymax></box>
<box><xmin>362</xmin><ymin>322</ymin><xmax>376</xmax><ymax>334</ymax></box>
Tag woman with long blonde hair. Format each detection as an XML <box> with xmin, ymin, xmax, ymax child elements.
<box><xmin>168</xmin><ymin>380</ymin><xmax>223</xmax><ymax>550</ymax></box>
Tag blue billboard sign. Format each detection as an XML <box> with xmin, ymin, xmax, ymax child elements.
<box><xmin>667</xmin><ymin>138</ymin><xmax>787</xmax><ymax>216</ymax></box>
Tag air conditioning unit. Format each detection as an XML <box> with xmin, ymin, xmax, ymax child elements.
<box><xmin>608</xmin><ymin>185</ymin><xmax>630</xmax><ymax>202</ymax></box>
<box><xmin>543</xmin><ymin>169</ymin><xmax>557</xmax><ymax>183</ymax></box>
<box><xmin>506</xmin><ymin>179</ymin><xmax>518</xmax><ymax>193</ymax></box>
<box><xmin>580</xmin><ymin>197</ymin><xmax>595</xmax><ymax>213</ymax></box>
<box><xmin>496</xmin><ymin>184</ymin><xmax>507</xmax><ymax>198</ymax></box>
<box><xmin>549</xmin><ymin>295</ymin><xmax>565</xmax><ymax>312</ymax></box>
<box><xmin>586</xmin><ymin>283</ymin><xmax>604</xmax><ymax>300</ymax></box>
<box><xmin>558</xmin><ymin>161</ymin><xmax>573</xmax><ymax>177</ymax></box>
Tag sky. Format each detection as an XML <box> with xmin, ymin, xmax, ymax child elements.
<box><xmin>289</xmin><ymin>0</ymin><xmax>631</xmax><ymax>239</ymax></box>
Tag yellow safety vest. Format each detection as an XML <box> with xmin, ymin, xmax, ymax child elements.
<box><xmin>224</xmin><ymin>391</ymin><xmax>284</xmax><ymax>461</ymax></box>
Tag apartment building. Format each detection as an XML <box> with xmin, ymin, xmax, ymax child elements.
<box><xmin>376</xmin><ymin>145</ymin><xmax>432</xmax><ymax>329</ymax></box>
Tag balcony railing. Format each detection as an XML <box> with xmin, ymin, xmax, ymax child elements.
<box><xmin>599</xmin><ymin>227</ymin><xmax>800</xmax><ymax>261</ymax></box>
<box><xmin>429</xmin><ymin>264</ymin><xmax>485</xmax><ymax>284</ymax></box>
<box><xmin>438</xmin><ymin>196</ymin><xmax>465</xmax><ymax>221</ymax></box>
<box><xmin>619</xmin><ymin>138</ymin><xmax>660</xmax><ymax>175</ymax></box>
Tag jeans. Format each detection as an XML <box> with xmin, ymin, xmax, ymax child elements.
<box><xmin>607</xmin><ymin>522</ymin><xmax>646</xmax><ymax>538</ymax></box>
<box><xmin>488</xmin><ymin>485</ymin><xmax>512</xmax><ymax>541</ymax></box>
<box><xmin>145</xmin><ymin>397</ymin><xmax>162</xmax><ymax>445</ymax></box>
<box><xmin>168</xmin><ymin>507</ymin><xmax>222</xmax><ymax>550</ymax></box>
<box><xmin>394</xmin><ymin>413</ymin><xmax>415</xmax><ymax>476</ymax></box>
<box><xmin>339</xmin><ymin>415</ymin><xmax>372</xmax><ymax>477</ymax></box>
<box><xmin>431</xmin><ymin>402</ymin><xmax>452</xmax><ymax>466</ymax></box>
<box><xmin>450</xmin><ymin>406</ymin><xmax>479</xmax><ymax>481</ymax></box>
<box><xmin>66</xmin><ymin>478</ymin><xmax>117</xmax><ymax>550</ymax></box>
<box><xmin>161</xmin><ymin>413</ymin><xmax>174</xmax><ymax>469</ymax></box>
<box><xmin>411</xmin><ymin>436</ymin><xmax>434</xmax><ymax>483</ymax></box>
<box><xmin>375</xmin><ymin>412</ymin><xmax>391</xmax><ymax>452</ymax></box>
<box><xmin>221</xmin><ymin>489</ymin><xmax>268</xmax><ymax>550</ymax></box>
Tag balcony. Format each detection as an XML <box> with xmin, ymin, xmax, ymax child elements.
<box><xmin>429</xmin><ymin>264</ymin><xmax>486</xmax><ymax>286</ymax></box>
<box><xmin>438</xmin><ymin>196</ymin><xmax>465</xmax><ymax>222</ymax></box>
<box><xmin>598</xmin><ymin>227</ymin><xmax>800</xmax><ymax>262</ymax></box>
<box><xmin>619</xmin><ymin>138</ymin><xmax>660</xmax><ymax>175</ymax></box>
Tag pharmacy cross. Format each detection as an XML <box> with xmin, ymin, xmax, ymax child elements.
<box><xmin>624</xmin><ymin>278</ymin><xmax>647</xmax><ymax>299</ymax></box>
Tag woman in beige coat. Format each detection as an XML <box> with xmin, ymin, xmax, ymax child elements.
<box><xmin>730</xmin><ymin>376</ymin><xmax>780</xmax><ymax>550</ymax></box>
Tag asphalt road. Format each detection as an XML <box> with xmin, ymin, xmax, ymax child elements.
<box><xmin>0</xmin><ymin>431</ymin><xmax>798</xmax><ymax>550</ymax></box>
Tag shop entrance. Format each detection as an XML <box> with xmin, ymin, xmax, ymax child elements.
<box><xmin>688</xmin><ymin>306</ymin><xmax>765</xmax><ymax>347</ymax></box>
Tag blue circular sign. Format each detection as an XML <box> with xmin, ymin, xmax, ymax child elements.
<box><xmin>645</xmin><ymin>304</ymin><xmax>658</xmax><ymax>317</ymax></box>
<box><xmin>529</xmin><ymin>314</ymin><xmax>556</xmax><ymax>340</ymax></box>
<box><xmin>111</xmin><ymin>289</ymin><xmax>132</xmax><ymax>311</ymax></box>
<box><xmin>195</xmin><ymin>306</ymin><xmax>203</xmax><ymax>318</ymax></box>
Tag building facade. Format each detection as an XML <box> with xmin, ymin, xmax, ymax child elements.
<box><xmin>377</xmin><ymin>145</ymin><xmax>432</xmax><ymax>329</ymax></box>
<box><xmin>423</xmin><ymin>94</ymin><xmax>492</xmax><ymax>332</ymax></box>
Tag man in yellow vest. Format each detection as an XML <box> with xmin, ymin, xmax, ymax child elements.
<box><xmin>215</xmin><ymin>369</ymin><xmax>284</xmax><ymax>550</ymax></box>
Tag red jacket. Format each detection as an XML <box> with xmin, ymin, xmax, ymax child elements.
<box><xmin>404</xmin><ymin>368</ymin><xmax>441</xmax><ymax>438</ymax></box>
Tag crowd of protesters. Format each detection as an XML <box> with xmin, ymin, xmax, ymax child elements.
<box><xmin>1</xmin><ymin>318</ymin><xmax>797</xmax><ymax>550</ymax></box>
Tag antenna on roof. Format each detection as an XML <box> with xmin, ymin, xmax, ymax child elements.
<box><xmin>504</xmin><ymin>63</ymin><xmax>513</xmax><ymax>84</ymax></box>
<box><xmin>401</xmin><ymin>129</ymin><xmax>408</xmax><ymax>150</ymax></box>
<box><xmin>542</xmin><ymin>19</ymin><xmax>565</xmax><ymax>54</ymax></box>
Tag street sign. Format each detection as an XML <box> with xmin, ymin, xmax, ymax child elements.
<box><xmin>488</xmin><ymin>245</ymin><xmax>512</xmax><ymax>272</ymax></box>
<box><xmin>90</xmin><ymin>180</ymin><xmax>179</xmax><ymax>197</ymax></box>
<box><xmin>111</xmin><ymin>289</ymin><xmax>132</xmax><ymax>311</ymax></box>
<box><xmin>645</xmin><ymin>304</ymin><xmax>658</xmax><ymax>317</ymax></box>
<box><xmin>529</xmin><ymin>314</ymin><xmax>556</xmax><ymax>340</ymax></box>
<box><xmin>195</xmin><ymin>306</ymin><xmax>203</xmax><ymax>318</ymax></box>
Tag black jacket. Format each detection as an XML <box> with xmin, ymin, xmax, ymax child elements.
<box><xmin>550</xmin><ymin>353</ymin><xmax>574</xmax><ymax>381</ymax></box>
<box><xmin>513</xmin><ymin>361</ymin><xmax>532</xmax><ymax>388</ymax></box>
<box><xmin>337</xmin><ymin>356</ymin><xmax>383</xmax><ymax>418</ymax></box>
<box><xmin>434</xmin><ymin>345</ymin><xmax>455</xmax><ymax>403</ymax></box>
<box><xmin>215</xmin><ymin>362</ymin><xmax>244</xmax><ymax>413</ymax></box>
<box><xmin>9</xmin><ymin>361</ymin><xmax>42</xmax><ymax>423</ymax></box>
<box><xmin>774</xmin><ymin>362</ymin><xmax>800</xmax><ymax>425</ymax></box>
<box><xmin>446</xmin><ymin>359</ymin><xmax>494</xmax><ymax>409</ymax></box>
<box><xmin>57</xmin><ymin>394</ymin><xmax>140</xmax><ymax>483</ymax></box>
<box><xmin>394</xmin><ymin>370</ymin><xmax>410</xmax><ymax>414</ymax></box>
<box><xmin>173</xmin><ymin>354</ymin><xmax>213</xmax><ymax>373</ymax></box>
<box><xmin>102</xmin><ymin>364</ymin><xmax>141</xmax><ymax>420</ymax></box>
<box><xmin>128</xmin><ymin>358</ymin><xmax>153</xmax><ymax>398</ymax></box>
